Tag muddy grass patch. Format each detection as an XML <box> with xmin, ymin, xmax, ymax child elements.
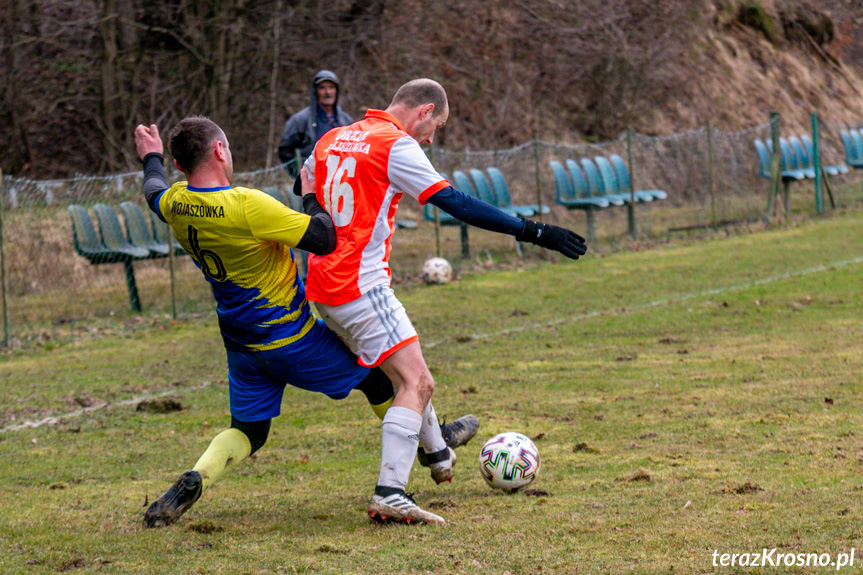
<box><xmin>187</xmin><ymin>520</ymin><xmax>223</xmax><ymax>534</ymax></box>
<box><xmin>136</xmin><ymin>398</ymin><xmax>185</xmax><ymax>413</ymax></box>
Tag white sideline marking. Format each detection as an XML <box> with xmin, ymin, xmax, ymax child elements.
<box><xmin>0</xmin><ymin>381</ymin><xmax>212</xmax><ymax>433</ymax></box>
<box><xmin>424</xmin><ymin>255</ymin><xmax>863</xmax><ymax>349</ymax></box>
<box><xmin>6</xmin><ymin>256</ymin><xmax>862</xmax><ymax>431</ymax></box>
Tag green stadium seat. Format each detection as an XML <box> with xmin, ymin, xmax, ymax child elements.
<box><xmin>850</xmin><ymin>129</ymin><xmax>863</xmax><ymax>166</ymax></box>
<box><xmin>93</xmin><ymin>204</ymin><xmax>151</xmax><ymax>260</ymax></box>
<box><xmin>71</xmin><ymin>204</ymin><xmax>144</xmax><ymax>311</ymax></box>
<box><xmin>580</xmin><ymin>158</ymin><xmax>627</xmax><ymax>206</ymax></box>
<box><xmin>840</xmin><ymin>130</ymin><xmax>859</xmax><ymax>168</ymax></box>
<box><xmin>754</xmin><ymin>139</ymin><xmax>772</xmax><ymax>179</ymax></box>
<box><xmin>549</xmin><ymin>160</ymin><xmax>607</xmax><ymax>243</ymax></box>
<box><xmin>68</xmin><ymin>205</ymin><xmax>123</xmax><ymax>264</ymax></box>
<box><xmin>609</xmin><ymin>155</ymin><xmax>667</xmax><ymax>201</ymax></box>
<box><xmin>769</xmin><ymin>138</ymin><xmax>808</xmax><ymax>180</ymax></box>
<box><xmin>593</xmin><ymin>156</ymin><xmax>645</xmax><ymax>202</ymax></box>
<box><xmin>551</xmin><ymin>160</ymin><xmax>605</xmax><ymax>210</ymax></box>
<box><xmin>469</xmin><ymin>168</ymin><xmax>532</xmax><ymax>217</ymax></box>
<box><xmin>755</xmin><ymin>139</ymin><xmax>806</xmax><ymax>182</ymax></box>
<box><xmin>564</xmin><ymin>159</ymin><xmax>611</xmax><ymax>208</ymax></box>
<box><xmin>119</xmin><ymin>201</ymin><xmax>170</xmax><ymax>258</ymax></box>
<box><xmin>800</xmin><ymin>134</ymin><xmax>849</xmax><ymax>176</ymax></box>
<box><xmin>425</xmin><ymin>171</ymin><xmax>471</xmax><ymax>258</ymax></box>
<box><xmin>486</xmin><ymin>167</ymin><xmax>549</xmax><ymax>216</ymax></box>
<box><xmin>779</xmin><ymin>137</ymin><xmax>799</xmax><ymax>171</ymax></box>
<box><xmin>787</xmin><ymin>136</ymin><xmax>816</xmax><ymax>178</ymax></box>
<box><xmin>149</xmin><ymin>211</ymin><xmax>186</xmax><ymax>256</ymax></box>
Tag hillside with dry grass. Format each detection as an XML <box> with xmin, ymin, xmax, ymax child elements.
<box><xmin>2</xmin><ymin>0</ymin><xmax>863</xmax><ymax>178</ymax></box>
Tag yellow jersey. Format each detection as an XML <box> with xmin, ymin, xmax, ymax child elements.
<box><xmin>156</xmin><ymin>182</ymin><xmax>314</xmax><ymax>352</ymax></box>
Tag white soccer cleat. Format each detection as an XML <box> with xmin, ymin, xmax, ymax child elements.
<box><xmin>368</xmin><ymin>488</ymin><xmax>446</xmax><ymax>525</ymax></box>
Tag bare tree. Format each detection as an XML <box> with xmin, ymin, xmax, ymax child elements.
<box><xmin>265</xmin><ymin>0</ymin><xmax>283</xmax><ymax>170</ymax></box>
<box><xmin>0</xmin><ymin>0</ymin><xmax>33</xmax><ymax>173</ymax></box>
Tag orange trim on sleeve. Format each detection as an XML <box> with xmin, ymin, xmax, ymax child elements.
<box><xmin>417</xmin><ymin>180</ymin><xmax>451</xmax><ymax>205</ymax></box>
<box><xmin>359</xmin><ymin>335</ymin><xmax>420</xmax><ymax>368</ymax></box>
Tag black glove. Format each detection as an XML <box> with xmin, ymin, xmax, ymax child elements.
<box><xmin>292</xmin><ymin>175</ymin><xmax>303</xmax><ymax>196</ymax></box>
<box><xmin>517</xmin><ymin>219</ymin><xmax>587</xmax><ymax>260</ymax></box>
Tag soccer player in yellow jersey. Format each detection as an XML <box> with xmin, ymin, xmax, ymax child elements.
<box><xmin>134</xmin><ymin>117</ymin><xmax>423</xmax><ymax>528</ymax></box>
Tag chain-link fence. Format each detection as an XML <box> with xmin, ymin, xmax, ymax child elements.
<box><xmin>2</xmin><ymin>115</ymin><xmax>862</xmax><ymax>346</ymax></box>
<box><xmin>430</xmin><ymin>124</ymin><xmax>774</xmax><ymax>241</ymax></box>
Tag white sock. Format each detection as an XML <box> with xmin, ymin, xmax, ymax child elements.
<box><xmin>419</xmin><ymin>401</ymin><xmax>447</xmax><ymax>454</ymax></box>
<box><xmin>378</xmin><ymin>406</ymin><xmax>422</xmax><ymax>490</ymax></box>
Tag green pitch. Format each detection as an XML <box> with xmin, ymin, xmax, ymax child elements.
<box><xmin>2</xmin><ymin>209</ymin><xmax>863</xmax><ymax>573</ymax></box>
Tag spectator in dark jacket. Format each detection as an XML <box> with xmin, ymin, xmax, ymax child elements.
<box><xmin>278</xmin><ymin>70</ymin><xmax>353</xmax><ymax>176</ymax></box>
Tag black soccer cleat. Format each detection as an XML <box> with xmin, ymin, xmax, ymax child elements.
<box><xmin>417</xmin><ymin>414</ymin><xmax>479</xmax><ymax>468</ymax></box>
<box><xmin>143</xmin><ymin>470</ymin><xmax>203</xmax><ymax>528</ymax></box>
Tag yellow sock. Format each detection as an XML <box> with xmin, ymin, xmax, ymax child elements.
<box><xmin>192</xmin><ymin>428</ymin><xmax>251</xmax><ymax>492</ymax></box>
<box><xmin>370</xmin><ymin>396</ymin><xmax>394</xmax><ymax>420</ymax></box>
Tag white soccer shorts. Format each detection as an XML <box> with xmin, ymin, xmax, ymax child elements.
<box><xmin>314</xmin><ymin>284</ymin><xmax>418</xmax><ymax>368</ymax></box>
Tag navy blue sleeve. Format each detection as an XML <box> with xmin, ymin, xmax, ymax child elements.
<box><xmin>142</xmin><ymin>152</ymin><xmax>169</xmax><ymax>220</ymax></box>
<box><xmin>296</xmin><ymin>194</ymin><xmax>337</xmax><ymax>255</ymax></box>
<box><xmin>427</xmin><ymin>186</ymin><xmax>526</xmax><ymax>236</ymax></box>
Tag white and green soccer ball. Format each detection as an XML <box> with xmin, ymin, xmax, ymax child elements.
<box><xmin>421</xmin><ymin>257</ymin><xmax>453</xmax><ymax>285</ymax></box>
<box><xmin>478</xmin><ymin>432</ymin><xmax>541</xmax><ymax>492</ymax></box>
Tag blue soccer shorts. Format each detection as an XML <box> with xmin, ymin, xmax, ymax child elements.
<box><xmin>225</xmin><ymin>318</ymin><xmax>371</xmax><ymax>422</ymax></box>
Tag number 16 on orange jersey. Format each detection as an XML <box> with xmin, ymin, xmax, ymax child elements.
<box><xmin>322</xmin><ymin>155</ymin><xmax>356</xmax><ymax>227</ymax></box>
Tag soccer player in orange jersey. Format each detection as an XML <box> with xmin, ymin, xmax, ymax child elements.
<box><xmin>303</xmin><ymin>79</ymin><xmax>586</xmax><ymax>524</ymax></box>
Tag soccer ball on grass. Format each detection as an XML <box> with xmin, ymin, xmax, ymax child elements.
<box><xmin>478</xmin><ymin>432</ymin><xmax>541</xmax><ymax>492</ymax></box>
<box><xmin>421</xmin><ymin>257</ymin><xmax>453</xmax><ymax>285</ymax></box>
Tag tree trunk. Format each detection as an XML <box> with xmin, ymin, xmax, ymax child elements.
<box><xmin>96</xmin><ymin>0</ymin><xmax>122</xmax><ymax>171</ymax></box>
<box><xmin>210</xmin><ymin>0</ymin><xmax>240</xmax><ymax>131</ymax></box>
<box><xmin>0</xmin><ymin>0</ymin><xmax>32</xmax><ymax>174</ymax></box>
<box><xmin>265</xmin><ymin>1</ymin><xmax>282</xmax><ymax>170</ymax></box>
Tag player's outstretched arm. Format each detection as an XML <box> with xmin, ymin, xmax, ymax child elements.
<box><xmin>134</xmin><ymin>124</ymin><xmax>169</xmax><ymax>214</ymax></box>
<box><xmin>427</xmin><ymin>187</ymin><xmax>587</xmax><ymax>260</ymax></box>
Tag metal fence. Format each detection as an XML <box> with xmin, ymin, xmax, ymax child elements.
<box><xmin>1</xmin><ymin>114</ymin><xmax>861</xmax><ymax>346</ymax></box>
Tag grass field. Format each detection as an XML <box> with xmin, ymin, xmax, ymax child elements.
<box><xmin>2</xmin><ymin>207</ymin><xmax>863</xmax><ymax>574</ymax></box>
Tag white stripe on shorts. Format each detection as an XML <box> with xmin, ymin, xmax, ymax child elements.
<box><xmin>315</xmin><ymin>286</ymin><xmax>418</xmax><ymax>367</ymax></box>
<box><xmin>369</xmin><ymin>285</ymin><xmax>399</xmax><ymax>347</ymax></box>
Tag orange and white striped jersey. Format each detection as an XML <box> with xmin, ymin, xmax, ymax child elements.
<box><xmin>303</xmin><ymin>109</ymin><xmax>449</xmax><ymax>305</ymax></box>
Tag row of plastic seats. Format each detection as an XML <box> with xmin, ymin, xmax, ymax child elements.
<box><xmin>69</xmin><ymin>202</ymin><xmax>185</xmax><ymax>265</ymax></box>
<box><xmin>550</xmin><ymin>155</ymin><xmax>667</xmax><ymax>210</ymax></box>
<box><xmin>423</xmin><ymin>167</ymin><xmax>550</xmax><ymax>224</ymax></box>
<box><xmin>839</xmin><ymin>129</ymin><xmax>863</xmax><ymax>169</ymax></box>
<box><xmin>423</xmin><ymin>158</ymin><xmax>664</xmax><ymax>247</ymax></box>
<box><xmin>754</xmin><ymin>135</ymin><xmax>849</xmax><ymax>181</ymax></box>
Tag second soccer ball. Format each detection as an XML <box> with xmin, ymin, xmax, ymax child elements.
<box><xmin>421</xmin><ymin>257</ymin><xmax>453</xmax><ymax>285</ymax></box>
